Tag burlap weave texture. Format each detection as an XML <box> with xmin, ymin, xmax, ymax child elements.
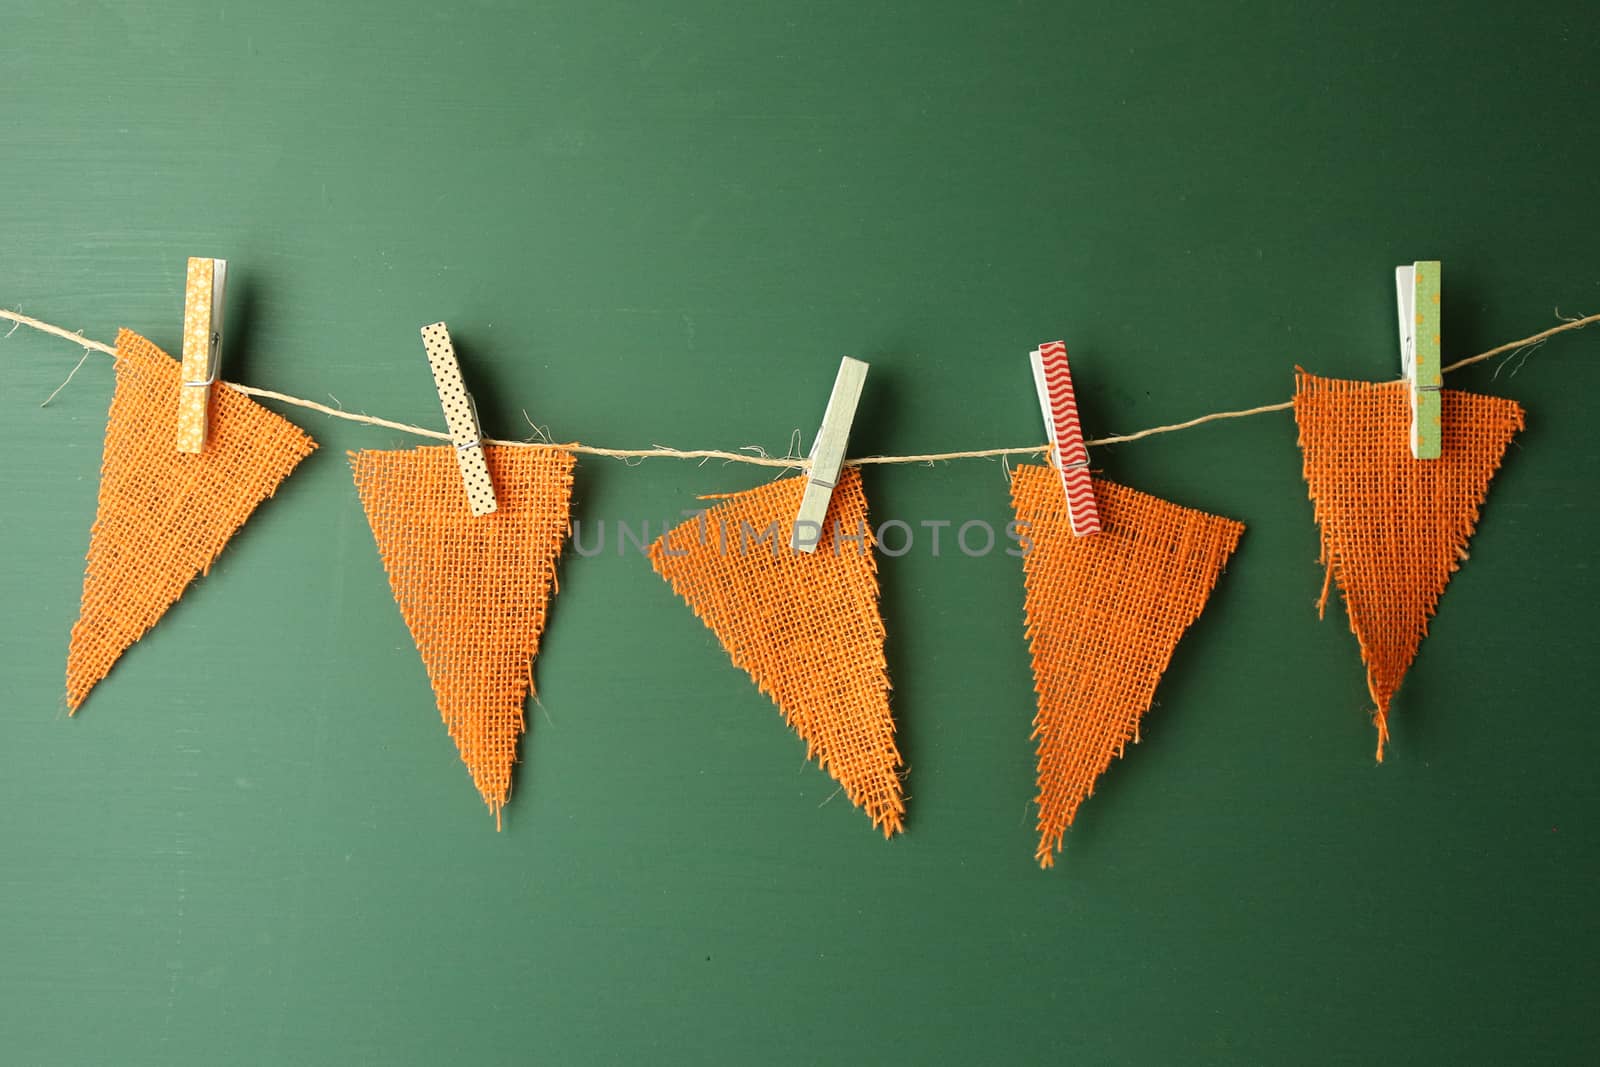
<box><xmin>66</xmin><ymin>330</ymin><xmax>317</xmax><ymax>712</ymax></box>
<box><xmin>1011</xmin><ymin>467</ymin><xmax>1243</xmax><ymax>868</ymax></box>
<box><xmin>1294</xmin><ymin>371</ymin><xmax>1524</xmax><ymax>759</ymax></box>
<box><xmin>649</xmin><ymin>468</ymin><xmax>904</xmax><ymax>836</ymax></box>
<box><xmin>351</xmin><ymin>444</ymin><xmax>576</xmax><ymax>824</ymax></box>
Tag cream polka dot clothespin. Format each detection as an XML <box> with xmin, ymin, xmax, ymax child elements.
<box><xmin>1396</xmin><ymin>260</ymin><xmax>1443</xmax><ymax>460</ymax></box>
<box><xmin>177</xmin><ymin>257</ymin><xmax>227</xmax><ymax>453</ymax></box>
<box><xmin>420</xmin><ymin>321</ymin><xmax>497</xmax><ymax>516</ymax></box>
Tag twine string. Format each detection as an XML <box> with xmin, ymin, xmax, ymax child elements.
<box><xmin>3</xmin><ymin>307</ymin><xmax>1594</xmax><ymax>469</ymax></box>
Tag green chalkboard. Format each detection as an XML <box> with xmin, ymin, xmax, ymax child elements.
<box><xmin>3</xmin><ymin>2</ymin><xmax>1597</xmax><ymax>1063</ymax></box>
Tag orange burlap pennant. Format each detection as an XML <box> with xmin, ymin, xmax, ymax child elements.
<box><xmin>649</xmin><ymin>467</ymin><xmax>903</xmax><ymax>836</ymax></box>
<box><xmin>350</xmin><ymin>445</ymin><xmax>575</xmax><ymax>824</ymax></box>
<box><xmin>66</xmin><ymin>330</ymin><xmax>317</xmax><ymax>712</ymax></box>
<box><xmin>1294</xmin><ymin>371</ymin><xmax>1525</xmax><ymax>760</ymax></box>
<box><xmin>1011</xmin><ymin>468</ymin><xmax>1243</xmax><ymax>868</ymax></box>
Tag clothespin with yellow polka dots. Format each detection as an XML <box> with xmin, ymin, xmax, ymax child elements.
<box><xmin>1395</xmin><ymin>260</ymin><xmax>1442</xmax><ymax>459</ymax></box>
<box><xmin>420</xmin><ymin>321</ymin><xmax>498</xmax><ymax>516</ymax></box>
<box><xmin>176</xmin><ymin>256</ymin><xmax>227</xmax><ymax>453</ymax></box>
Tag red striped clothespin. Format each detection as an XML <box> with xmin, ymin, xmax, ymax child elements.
<box><xmin>1028</xmin><ymin>340</ymin><xmax>1100</xmax><ymax>536</ymax></box>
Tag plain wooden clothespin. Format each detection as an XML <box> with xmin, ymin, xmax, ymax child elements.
<box><xmin>1395</xmin><ymin>260</ymin><xmax>1442</xmax><ymax>459</ymax></box>
<box><xmin>176</xmin><ymin>256</ymin><xmax>227</xmax><ymax>453</ymax></box>
<box><xmin>1028</xmin><ymin>340</ymin><xmax>1100</xmax><ymax>536</ymax></box>
<box><xmin>791</xmin><ymin>356</ymin><xmax>869</xmax><ymax>552</ymax></box>
<box><xmin>420</xmin><ymin>322</ymin><xmax>497</xmax><ymax>516</ymax></box>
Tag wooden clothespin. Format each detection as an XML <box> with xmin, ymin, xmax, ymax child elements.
<box><xmin>1395</xmin><ymin>260</ymin><xmax>1442</xmax><ymax>459</ymax></box>
<box><xmin>1028</xmin><ymin>341</ymin><xmax>1100</xmax><ymax>536</ymax></box>
<box><xmin>176</xmin><ymin>256</ymin><xmax>227</xmax><ymax>453</ymax></box>
<box><xmin>791</xmin><ymin>356</ymin><xmax>869</xmax><ymax>552</ymax></box>
<box><xmin>420</xmin><ymin>322</ymin><xmax>497</xmax><ymax>516</ymax></box>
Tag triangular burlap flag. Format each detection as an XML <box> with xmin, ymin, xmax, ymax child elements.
<box><xmin>649</xmin><ymin>467</ymin><xmax>903</xmax><ymax>836</ymax></box>
<box><xmin>1011</xmin><ymin>468</ymin><xmax>1243</xmax><ymax>868</ymax></box>
<box><xmin>351</xmin><ymin>444</ymin><xmax>575</xmax><ymax>825</ymax></box>
<box><xmin>1294</xmin><ymin>371</ymin><xmax>1525</xmax><ymax>760</ymax></box>
<box><xmin>66</xmin><ymin>330</ymin><xmax>317</xmax><ymax>712</ymax></box>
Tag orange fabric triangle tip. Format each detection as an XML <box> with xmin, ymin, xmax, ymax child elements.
<box><xmin>649</xmin><ymin>467</ymin><xmax>905</xmax><ymax>837</ymax></box>
<box><xmin>1293</xmin><ymin>370</ymin><xmax>1524</xmax><ymax>760</ymax></box>
<box><xmin>350</xmin><ymin>444</ymin><xmax>576</xmax><ymax>821</ymax></box>
<box><xmin>65</xmin><ymin>329</ymin><xmax>316</xmax><ymax>713</ymax></box>
<box><xmin>1011</xmin><ymin>468</ymin><xmax>1244</xmax><ymax>869</ymax></box>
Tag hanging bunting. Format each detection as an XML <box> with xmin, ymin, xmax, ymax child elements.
<box><xmin>66</xmin><ymin>330</ymin><xmax>317</xmax><ymax>712</ymax></box>
<box><xmin>1011</xmin><ymin>467</ymin><xmax>1244</xmax><ymax>868</ymax></box>
<box><xmin>1293</xmin><ymin>372</ymin><xmax>1525</xmax><ymax>760</ymax></box>
<box><xmin>649</xmin><ymin>467</ymin><xmax>904</xmax><ymax>836</ymax></box>
<box><xmin>7</xmin><ymin>296</ymin><xmax>1581</xmax><ymax>842</ymax></box>
<box><xmin>350</xmin><ymin>444</ymin><xmax>576</xmax><ymax>826</ymax></box>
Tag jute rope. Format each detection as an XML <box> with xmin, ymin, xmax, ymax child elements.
<box><xmin>4</xmin><ymin>307</ymin><xmax>1594</xmax><ymax>468</ymax></box>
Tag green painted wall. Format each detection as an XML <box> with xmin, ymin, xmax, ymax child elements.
<box><xmin>2</xmin><ymin>1</ymin><xmax>1596</xmax><ymax>1062</ymax></box>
